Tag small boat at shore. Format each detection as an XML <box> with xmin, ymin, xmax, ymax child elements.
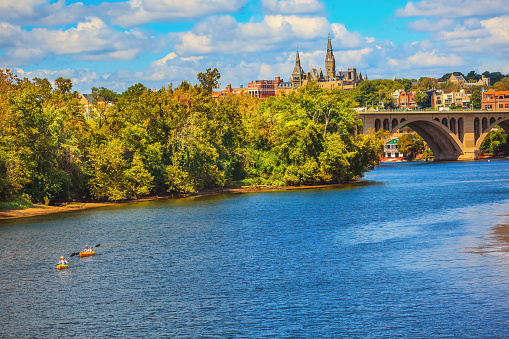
<box><xmin>57</xmin><ymin>264</ymin><xmax>68</xmax><ymax>269</ymax></box>
<box><xmin>79</xmin><ymin>251</ymin><xmax>95</xmax><ymax>257</ymax></box>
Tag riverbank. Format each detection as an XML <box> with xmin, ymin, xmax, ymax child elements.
<box><xmin>0</xmin><ymin>182</ymin><xmax>353</xmax><ymax>220</ymax></box>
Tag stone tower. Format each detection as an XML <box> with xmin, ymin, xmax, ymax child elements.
<box><xmin>325</xmin><ymin>34</ymin><xmax>336</xmax><ymax>80</ymax></box>
<box><xmin>292</xmin><ymin>48</ymin><xmax>304</xmax><ymax>90</ymax></box>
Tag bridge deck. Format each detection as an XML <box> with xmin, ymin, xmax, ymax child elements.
<box><xmin>359</xmin><ymin>109</ymin><xmax>509</xmax><ymax>115</ymax></box>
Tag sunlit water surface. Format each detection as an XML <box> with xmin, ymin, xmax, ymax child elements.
<box><xmin>2</xmin><ymin>160</ymin><xmax>509</xmax><ymax>337</ymax></box>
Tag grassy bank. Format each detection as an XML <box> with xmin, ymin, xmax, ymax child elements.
<box><xmin>0</xmin><ymin>201</ymin><xmax>33</xmax><ymax>210</ymax></box>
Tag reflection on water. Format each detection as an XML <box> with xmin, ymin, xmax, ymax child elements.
<box><xmin>1</xmin><ymin>161</ymin><xmax>509</xmax><ymax>337</ymax></box>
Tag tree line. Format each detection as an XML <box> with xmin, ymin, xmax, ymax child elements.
<box><xmin>0</xmin><ymin>69</ymin><xmax>383</xmax><ymax>204</ymax></box>
<box><xmin>349</xmin><ymin>71</ymin><xmax>509</xmax><ymax>109</ymax></box>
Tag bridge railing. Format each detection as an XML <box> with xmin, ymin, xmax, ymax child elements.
<box><xmin>357</xmin><ymin>108</ymin><xmax>504</xmax><ymax>114</ymax></box>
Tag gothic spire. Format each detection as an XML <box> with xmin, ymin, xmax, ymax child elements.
<box><xmin>292</xmin><ymin>48</ymin><xmax>303</xmax><ymax>74</ymax></box>
<box><xmin>325</xmin><ymin>34</ymin><xmax>336</xmax><ymax>80</ymax></box>
<box><xmin>327</xmin><ymin>34</ymin><xmax>333</xmax><ymax>54</ymax></box>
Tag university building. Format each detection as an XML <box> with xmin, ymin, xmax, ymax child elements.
<box><xmin>291</xmin><ymin>35</ymin><xmax>365</xmax><ymax>91</ymax></box>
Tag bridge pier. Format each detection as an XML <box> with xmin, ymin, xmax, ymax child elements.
<box><xmin>458</xmin><ymin>128</ymin><xmax>477</xmax><ymax>160</ymax></box>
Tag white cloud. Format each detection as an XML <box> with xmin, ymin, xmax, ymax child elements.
<box><xmin>262</xmin><ymin>0</ymin><xmax>325</xmax><ymax>14</ymax></box>
<box><xmin>0</xmin><ymin>23</ymin><xmax>23</xmax><ymax>48</ymax></box>
<box><xmin>0</xmin><ymin>48</ymin><xmax>46</xmax><ymax>67</ymax></box>
<box><xmin>426</xmin><ymin>16</ymin><xmax>509</xmax><ymax>57</ymax></box>
<box><xmin>407</xmin><ymin>50</ymin><xmax>465</xmax><ymax>68</ymax></box>
<box><xmin>435</xmin><ymin>28</ymin><xmax>488</xmax><ymax>41</ymax></box>
<box><xmin>0</xmin><ymin>0</ymin><xmax>95</xmax><ymax>26</ymax></box>
<box><xmin>331</xmin><ymin>23</ymin><xmax>364</xmax><ymax>48</ymax></box>
<box><xmin>154</xmin><ymin>52</ymin><xmax>178</xmax><ymax>66</ymax></box>
<box><xmin>0</xmin><ymin>0</ymin><xmax>46</xmax><ymax>20</ymax></box>
<box><xmin>107</xmin><ymin>0</ymin><xmax>249</xmax><ymax>27</ymax></box>
<box><xmin>0</xmin><ymin>17</ymin><xmax>156</xmax><ymax>66</ymax></box>
<box><xmin>408</xmin><ymin>18</ymin><xmax>455</xmax><ymax>32</ymax></box>
<box><xmin>482</xmin><ymin>16</ymin><xmax>509</xmax><ymax>43</ymax></box>
<box><xmin>82</xmin><ymin>49</ymin><xmax>141</xmax><ymax>61</ymax></box>
<box><xmin>396</xmin><ymin>0</ymin><xmax>509</xmax><ymax>18</ymax></box>
<box><xmin>181</xmin><ymin>56</ymin><xmax>205</xmax><ymax>62</ymax></box>
<box><xmin>172</xmin><ymin>15</ymin><xmax>330</xmax><ymax>56</ymax></box>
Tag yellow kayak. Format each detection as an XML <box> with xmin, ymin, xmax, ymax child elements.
<box><xmin>79</xmin><ymin>251</ymin><xmax>95</xmax><ymax>257</ymax></box>
<box><xmin>57</xmin><ymin>264</ymin><xmax>68</xmax><ymax>270</ymax></box>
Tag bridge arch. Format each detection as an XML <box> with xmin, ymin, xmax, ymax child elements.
<box><xmin>375</xmin><ymin>119</ymin><xmax>381</xmax><ymax>131</ymax></box>
<box><xmin>392</xmin><ymin>117</ymin><xmax>465</xmax><ymax>161</ymax></box>
<box><xmin>475</xmin><ymin>116</ymin><xmax>509</xmax><ymax>150</ymax></box>
<box><xmin>450</xmin><ymin>118</ymin><xmax>456</xmax><ymax>134</ymax></box>
<box><xmin>458</xmin><ymin>118</ymin><xmax>464</xmax><ymax>142</ymax></box>
<box><xmin>474</xmin><ymin>117</ymin><xmax>480</xmax><ymax>143</ymax></box>
<box><xmin>383</xmin><ymin>118</ymin><xmax>390</xmax><ymax>131</ymax></box>
<box><xmin>482</xmin><ymin>117</ymin><xmax>488</xmax><ymax>133</ymax></box>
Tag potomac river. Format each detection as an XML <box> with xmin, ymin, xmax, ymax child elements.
<box><xmin>1</xmin><ymin>160</ymin><xmax>509</xmax><ymax>337</ymax></box>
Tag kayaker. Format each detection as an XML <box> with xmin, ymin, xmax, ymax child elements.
<box><xmin>84</xmin><ymin>245</ymin><xmax>92</xmax><ymax>253</ymax></box>
<box><xmin>58</xmin><ymin>256</ymin><xmax>68</xmax><ymax>265</ymax></box>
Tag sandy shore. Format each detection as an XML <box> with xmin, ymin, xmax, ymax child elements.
<box><xmin>0</xmin><ymin>182</ymin><xmax>353</xmax><ymax>221</ymax></box>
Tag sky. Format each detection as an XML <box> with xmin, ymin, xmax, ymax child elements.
<box><xmin>1</xmin><ymin>0</ymin><xmax>508</xmax><ymax>93</ymax></box>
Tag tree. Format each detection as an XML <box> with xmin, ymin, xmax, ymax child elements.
<box><xmin>54</xmin><ymin>77</ymin><xmax>73</xmax><ymax>94</ymax></box>
<box><xmin>480</xmin><ymin>126</ymin><xmax>509</xmax><ymax>155</ymax></box>
<box><xmin>89</xmin><ymin>86</ymin><xmax>117</xmax><ymax>129</ymax></box>
<box><xmin>88</xmin><ymin>139</ymin><xmax>153</xmax><ymax>200</ymax></box>
<box><xmin>466</xmin><ymin>70</ymin><xmax>481</xmax><ymax>81</ymax></box>
<box><xmin>417</xmin><ymin>77</ymin><xmax>438</xmax><ymax>90</ymax></box>
<box><xmin>439</xmin><ymin>73</ymin><xmax>452</xmax><ymax>82</ymax></box>
<box><xmin>197</xmin><ymin>68</ymin><xmax>221</xmax><ymax>93</ymax></box>
<box><xmin>470</xmin><ymin>86</ymin><xmax>483</xmax><ymax>109</ymax></box>
<box><xmin>397</xmin><ymin>132</ymin><xmax>424</xmax><ymax>160</ymax></box>
<box><xmin>422</xmin><ymin>147</ymin><xmax>434</xmax><ymax>161</ymax></box>
<box><xmin>483</xmin><ymin>71</ymin><xmax>505</xmax><ymax>84</ymax></box>
<box><xmin>494</xmin><ymin>77</ymin><xmax>509</xmax><ymax>91</ymax></box>
<box><xmin>414</xmin><ymin>91</ymin><xmax>430</xmax><ymax>108</ymax></box>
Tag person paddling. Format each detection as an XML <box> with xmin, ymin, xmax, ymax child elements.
<box><xmin>84</xmin><ymin>245</ymin><xmax>92</xmax><ymax>253</ymax></box>
<box><xmin>58</xmin><ymin>256</ymin><xmax>68</xmax><ymax>265</ymax></box>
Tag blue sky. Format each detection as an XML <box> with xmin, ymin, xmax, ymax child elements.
<box><xmin>1</xmin><ymin>0</ymin><xmax>508</xmax><ymax>93</ymax></box>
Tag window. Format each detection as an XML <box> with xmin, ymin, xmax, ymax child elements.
<box><xmin>499</xmin><ymin>104</ymin><xmax>504</xmax><ymax>108</ymax></box>
<box><xmin>505</xmin><ymin>104</ymin><xmax>509</xmax><ymax>108</ymax></box>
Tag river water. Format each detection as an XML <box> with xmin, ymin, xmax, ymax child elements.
<box><xmin>1</xmin><ymin>160</ymin><xmax>509</xmax><ymax>337</ymax></box>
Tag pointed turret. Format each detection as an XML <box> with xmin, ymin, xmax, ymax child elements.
<box><xmin>325</xmin><ymin>34</ymin><xmax>336</xmax><ymax>80</ymax></box>
<box><xmin>292</xmin><ymin>48</ymin><xmax>304</xmax><ymax>90</ymax></box>
<box><xmin>292</xmin><ymin>48</ymin><xmax>303</xmax><ymax>74</ymax></box>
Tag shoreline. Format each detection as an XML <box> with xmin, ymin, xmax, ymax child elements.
<box><xmin>0</xmin><ymin>182</ymin><xmax>356</xmax><ymax>221</ymax></box>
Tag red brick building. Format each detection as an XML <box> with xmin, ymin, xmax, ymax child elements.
<box><xmin>481</xmin><ymin>89</ymin><xmax>509</xmax><ymax>110</ymax></box>
<box><xmin>212</xmin><ymin>83</ymin><xmax>248</xmax><ymax>99</ymax></box>
<box><xmin>247</xmin><ymin>77</ymin><xmax>283</xmax><ymax>99</ymax></box>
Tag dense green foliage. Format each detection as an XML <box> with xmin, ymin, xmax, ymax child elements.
<box><xmin>396</xmin><ymin>132</ymin><xmax>424</xmax><ymax>160</ymax></box>
<box><xmin>0</xmin><ymin>201</ymin><xmax>32</xmax><ymax>210</ymax></box>
<box><xmin>480</xmin><ymin>127</ymin><xmax>509</xmax><ymax>156</ymax></box>
<box><xmin>0</xmin><ymin>71</ymin><xmax>383</xmax><ymax>203</ymax></box>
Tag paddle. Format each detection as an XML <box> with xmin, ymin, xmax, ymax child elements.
<box><xmin>69</xmin><ymin>244</ymin><xmax>100</xmax><ymax>257</ymax></box>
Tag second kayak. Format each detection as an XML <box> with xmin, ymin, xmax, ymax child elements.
<box><xmin>79</xmin><ymin>251</ymin><xmax>95</xmax><ymax>257</ymax></box>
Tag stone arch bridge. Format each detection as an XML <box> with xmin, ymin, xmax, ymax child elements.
<box><xmin>358</xmin><ymin>110</ymin><xmax>509</xmax><ymax>160</ymax></box>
